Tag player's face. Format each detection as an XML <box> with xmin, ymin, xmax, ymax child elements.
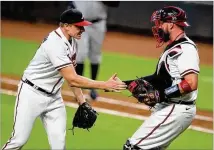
<box><xmin>159</xmin><ymin>21</ymin><xmax>168</xmax><ymax>33</ymax></box>
<box><xmin>65</xmin><ymin>24</ymin><xmax>85</xmax><ymax>39</ymax></box>
<box><xmin>157</xmin><ymin>21</ymin><xmax>171</xmax><ymax>42</ymax></box>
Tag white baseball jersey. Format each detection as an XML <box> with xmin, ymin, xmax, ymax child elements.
<box><xmin>3</xmin><ymin>28</ymin><xmax>74</xmax><ymax>150</ymax></box>
<box><xmin>23</xmin><ymin>27</ymin><xmax>77</xmax><ymax>94</ymax></box>
<box><xmin>156</xmin><ymin>35</ymin><xmax>200</xmax><ymax>102</ymax></box>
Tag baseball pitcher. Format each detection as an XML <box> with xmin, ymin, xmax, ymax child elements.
<box><xmin>68</xmin><ymin>1</ymin><xmax>120</xmax><ymax>100</ymax></box>
<box><xmin>123</xmin><ymin>6</ymin><xmax>200</xmax><ymax>150</ymax></box>
<box><xmin>2</xmin><ymin>9</ymin><xmax>126</xmax><ymax>150</ymax></box>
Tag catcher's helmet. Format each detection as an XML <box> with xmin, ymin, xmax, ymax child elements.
<box><xmin>151</xmin><ymin>6</ymin><xmax>189</xmax><ymax>47</ymax></box>
<box><xmin>151</xmin><ymin>6</ymin><xmax>189</xmax><ymax>27</ymax></box>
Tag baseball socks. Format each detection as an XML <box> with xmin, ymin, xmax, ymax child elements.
<box><xmin>76</xmin><ymin>63</ymin><xmax>84</xmax><ymax>76</ymax></box>
<box><xmin>75</xmin><ymin>63</ymin><xmax>99</xmax><ymax>100</ymax></box>
<box><xmin>90</xmin><ymin>64</ymin><xmax>99</xmax><ymax>100</ymax></box>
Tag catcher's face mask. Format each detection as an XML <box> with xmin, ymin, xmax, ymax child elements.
<box><xmin>151</xmin><ymin>16</ymin><xmax>170</xmax><ymax>48</ymax></box>
<box><xmin>151</xmin><ymin>6</ymin><xmax>190</xmax><ymax>48</ymax></box>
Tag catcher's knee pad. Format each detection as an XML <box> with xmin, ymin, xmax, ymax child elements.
<box><xmin>123</xmin><ymin>140</ymin><xmax>142</xmax><ymax>150</ymax></box>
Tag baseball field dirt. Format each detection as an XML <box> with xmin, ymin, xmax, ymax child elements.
<box><xmin>1</xmin><ymin>20</ymin><xmax>213</xmax><ymax>132</ymax></box>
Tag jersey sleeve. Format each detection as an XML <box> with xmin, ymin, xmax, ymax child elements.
<box><xmin>44</xmin><ymin>42</ymin><xmax>72</xmax><ymax>70</ymax></box>
<box><xmin>177</xmin><ymin>44</ymin><xmax>200</xmax><ymax>77</ymax></box>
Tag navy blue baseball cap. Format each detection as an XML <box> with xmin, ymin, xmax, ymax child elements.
<box><xmin>60</xmin><ymin>9</ymin><xmax>92</xmax><ymax>26</ymax></box>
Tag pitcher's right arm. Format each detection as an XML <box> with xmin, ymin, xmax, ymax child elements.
<box><xmin>59</xmin><ymin>66</ymin><xmax>126</xmax><ymax>91</ymax></box>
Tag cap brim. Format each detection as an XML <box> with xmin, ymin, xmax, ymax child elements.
<box><xmin>74</xmin><ymin>20</ymin><xmax>92</xmax><ymax>26</ymax></box>
<box><xmin>177</xmin><ymin>21</ymin><xmax>190</xmax><ymax>27</ymax></box>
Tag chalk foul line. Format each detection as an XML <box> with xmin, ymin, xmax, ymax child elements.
<box><xmin>1</xmin><ymin>77</ymin><xmax>213</xmax><ymax>122</ymax></box>
<box><xmin>1</xmin><ymin>89</ymin><xmax>213</xmax><ymax>134</ymax></box>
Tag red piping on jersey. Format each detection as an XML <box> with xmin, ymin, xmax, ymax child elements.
<box><xmin>54</xmin><ymin>31</ymin><xmax>62</xmax><ymax>38</ymax></box>
<box><xmin>54</xmin><ymin>31</ymin><xmax>71</xmax><ymax>48</ymax></box>
<box><xmin>164</xmin><ymin>45</ymin><xmax>182</xmax><ymax>73</ymax></box>
<box><xmin>2</xmin><ymin>83</ymin><xmax>24</xmax><ymax>150</ymax></box>
<box><xmin>168</xmin><ymin>45</ymin><xmax>181</xmax><ymax>54</ymax></box>
<box><xmin>180</xmin><ymin>69</ymin><xmax>199</xmax><ymax>77</ymax></box>
<box><xmin>165</xmin><ymin>55</ymin><xmax>170</xmax><ymax>73</ymax></box>
<box><xmin>50</xmin><ymin>77</ymin><xmax>63</xmax><ymax>94</ymax></box>
<box><xmin>168</xmin><ymin>45</ymin><xmax>181</xmax><ymax>51</ymax></box>
<box><xmin>135</xmin><ymin>104</ymin><xmax>175</xmax><ymax>146</ymax></box>
<box><xmin>53</xmin><ymin>30</ymin><xmax>72</xmax><ymax>94</ymax></box>
<box><xmin>55</xmin><ymin>62</ymin><xmax>72</xmax><ymax>70</ymax></box>
<box><xmin>54</xmin><ymin>30</ymin><xmax>70</xmax><ymax>47</ymax></box>
<box><xmin>168</xmin><ymin>50</ymin><xmax>178</xmax><ymax>56</ymax></box>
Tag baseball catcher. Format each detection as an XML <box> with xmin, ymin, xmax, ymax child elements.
<box><xmin>71</xmin><ymin>102</ymin><xmax>98</xmax><ymax>133</ymax></box>
<box><xmin>123</xmin><ymin>6</ymin><xmax>199</xmax><ymax>150</ymax></box>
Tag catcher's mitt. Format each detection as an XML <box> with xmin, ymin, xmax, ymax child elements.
<box><xmin>125</xmin><ymin>78</ymin><xmax>160</xmax><ymax>107</ymax></box>
<box><xmin>71</xmin><ymin>102</ymin><xmax>98</xmax><ymax>134</ymax></box>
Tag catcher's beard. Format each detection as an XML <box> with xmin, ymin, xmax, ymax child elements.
<box><xmin>158</xmin><ymin>28</ymin><xmax>170</xmax><ymax>42</ymax></box>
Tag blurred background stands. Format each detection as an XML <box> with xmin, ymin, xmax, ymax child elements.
<box><xmin>1</xmin><ymin>1</ymin><xmax>213</xmax><ymax>42</ymax></box>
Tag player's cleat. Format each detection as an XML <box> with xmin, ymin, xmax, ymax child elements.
<box><xmin>90</xmin><ymin>89</ymin><xmax>98</xmax><ymax>100</ymax></box>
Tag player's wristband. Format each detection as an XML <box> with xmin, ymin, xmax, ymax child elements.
<box><xmin>164</xmin><ymin>80</ymin><xmax>192</xmax><ymax>98</ymax></box>
<box><xmin>164</xmin><ymin>84</ymin><xmax>181</xmax><ymax>98</ymax></box>
<box><xmin>180</xmin><ymin>80</ymin><xmax>192</xmax><ymax>93</ymax></box>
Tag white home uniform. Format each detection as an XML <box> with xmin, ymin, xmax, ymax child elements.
<box><xmin>128</xmin><ymin>36</ymin><xmax>200</xmax><ymax>149</ymax></box>
<box><xmin>2</xmin><ymin>28</ymin><xmax>77</xmax><ymax>150</ymax></box>
<box><xmin>73</xmin><ymin>1</ymin><xmax>108</xmax><ymax>64</ymax></box>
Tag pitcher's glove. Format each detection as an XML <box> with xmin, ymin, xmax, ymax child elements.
<box><xmin>71</xmin><ymin>102</ymin><xmax>98</xmax><ymax>134</ymax></box>
<box><xmin>124</xmin><ymin>79</ymin><xmax>160</xmax><ymax>107</ymax></box>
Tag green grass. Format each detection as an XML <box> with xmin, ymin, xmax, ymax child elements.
<box><xmin>1</xmin><ymin>37</ymin><xmax>213</xmax><ymax>110</ymax></box>
<box><xmin>1</xmin><ymin>94</ymin><xmax>213</xmax><ymax>149</ymax></box>
<box><xmin>1</xmin><ymin>38</ymin><xmax>39</xmax><ymax>76</ymax></box>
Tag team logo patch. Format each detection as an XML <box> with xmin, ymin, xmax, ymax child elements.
<box><xmin>67</xmin><ymin>53</ymin><xmax>77</xmax><ymax>67</ymax></box>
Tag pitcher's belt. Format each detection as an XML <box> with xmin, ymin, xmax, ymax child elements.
<box><xmin>22</xmin><ymin>79</ymin><xmax>52</xmax><ymax>95</ymax></box>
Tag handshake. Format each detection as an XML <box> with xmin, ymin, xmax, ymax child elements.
<box><xmin>104</xmin><ymin>73</ymin><xmax>127</xmax><ymax>92</ymax></box>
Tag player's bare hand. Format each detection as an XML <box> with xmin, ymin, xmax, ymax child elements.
<box><xmin>104</xmin><ymin>73</ymin><xmax>127</xmax><ymax>92</ymax></box>
<box><xmin>113</xmin><ymin>76</ymin><xmax>122</xmax><ymax>82</ymax></box>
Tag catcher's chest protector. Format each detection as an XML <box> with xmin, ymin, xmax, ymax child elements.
<box><xmin>155</xmin><ymin>37</ymin><xmax>198</xmax><ymax>90</ymax></box>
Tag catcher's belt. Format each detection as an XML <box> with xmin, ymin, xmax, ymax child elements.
<box><xmin>168</xmin><ymin>100</ymin><xmax>195</xmax><ymax>105</ymax></box>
